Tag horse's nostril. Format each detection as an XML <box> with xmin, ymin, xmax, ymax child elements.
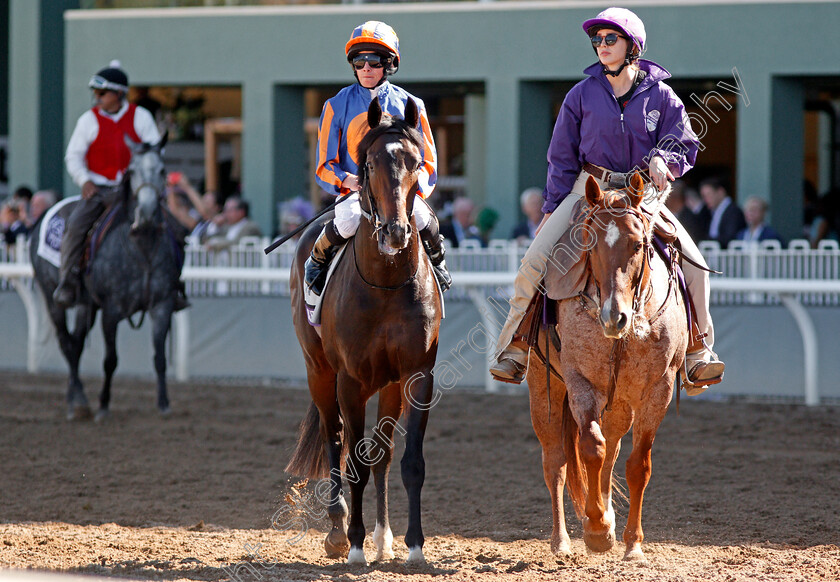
<box><xmin>616</xmin><ymin>313</ymin><xmax>628</xmax><ymax>330</ymax></box>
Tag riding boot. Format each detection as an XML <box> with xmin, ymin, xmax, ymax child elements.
<box><xmin>54</xmin><ymin>266</ymin><xmax>82</xmax><ymax>309</ymax></box>
<box><xmin>304</xmin><ymin>221</ymin><xmax>347</xmax><ymax>296</ymax></box>
<box><xmin>419</xmin><ymin>230</ymin><xmax>452</xmax><ymax>292</ymax></box>
<box><xmin>418</xmin><ymin>213</ymin><xmax>452</xmax><ymax>291</ymax></box>
<box><xmin>683</xmin><ymin>322</ymin><xmax>726</xmax><ymax>395</ymax></box>
<box><xmin>174</xmin><ymin>280</ymin><xmax>190</xmax><ymax>311</ymax></box>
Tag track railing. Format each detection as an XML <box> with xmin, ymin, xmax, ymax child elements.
<box><xmin>3</xmin><ymin>236</ymin><xmax>840</xmax><ymax>403</ymax></box>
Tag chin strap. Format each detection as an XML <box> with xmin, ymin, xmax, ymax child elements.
<box><xmin>603</xmin><ymin>55</ymin><xmax>634</xmax><ymax>77</ymax></box>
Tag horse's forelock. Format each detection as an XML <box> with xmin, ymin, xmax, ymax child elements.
<box><xmin>357</xmin><ymin>117</ymin><xmax>423</xmax><ymax>181</ymax></box>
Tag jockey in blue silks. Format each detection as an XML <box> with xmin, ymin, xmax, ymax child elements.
<box><xmin>490</xmin><ymin>7</ymin><xmax>725</xmax><ymax>392</ymax></box>
<box><xmin>306</xmin><ymin>21</ymin><xmax>451</xmax><ymax>296</ymax></box>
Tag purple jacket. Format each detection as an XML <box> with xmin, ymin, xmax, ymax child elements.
<box><xmin>542</xmin><ymin>59</ymin><xmax>699</xmax><ymax>213</ymax></box>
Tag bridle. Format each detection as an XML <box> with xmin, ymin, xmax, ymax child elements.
<box><xmin>354</xmin><ymin>128</ymin><xmax>422</xmax><ymax>291</ymax></box>
<box><xmin>578</xmin><ymin>194</ymin><xmax>677</xmax><ymax>413</ymax></box>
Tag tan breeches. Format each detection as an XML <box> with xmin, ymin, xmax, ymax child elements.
<box><xmin>494</xmin><ymin>172</ymin><xmax>713</xmax><ymax>365</ymax></box>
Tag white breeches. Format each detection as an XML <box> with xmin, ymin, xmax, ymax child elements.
<box><xmin>333</xmin><ymin>192</ymin><xmax>431</xmax><ymax>239</ymax></box>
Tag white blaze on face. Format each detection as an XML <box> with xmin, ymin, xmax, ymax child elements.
<box><xmin>605</xmin><ymin>221</ymin><xmax>620</xmax><ymax>248</ymax></box>
<box><xmin>385</xmin><ymin>142</ymin><xmax>403</xmax><ymax>156</ymax></box>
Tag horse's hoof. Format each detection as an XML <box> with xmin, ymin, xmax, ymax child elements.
<box><xmin>68</xmin><ymin>405</ymin><xmax>92</xmax><ymax>421</ymax></box>
<box><xmin>373</xmin><ymin>524</ymin><xmax>394</xmax><ymax>561</ymax></box>
<box><xmin>551</xmin><ymin>535</ymin><xmax>572</xmax><ymax>557</ymax></box>
<box><xmin>583</xmin><ymin>528</ymin><xmax>616</xmax><ymax>553</ymax></box>
<box><xmin>346</xmin><ymin>548</ymin><xmax>367</xmax><ymax>566</ymax></box>
<box><xmin>324</xmin><ymin>529</ymin><xmax>349</xmax><ymax>558</ymax></box>
<box><xmin>406</xmin><ymin>547</ymin><xmax>425</xmax><ymax>565</ymax></box>
<box><xmin>159</xmin><ymin>406</ymin><xmax>172</xmax><ymax>418</ymax></box>
<box><xmin>623</xmin><ymin>545</ymin><xmax>647</xmax><ymax>562</ymax></box>
<box><xmin>94</xmin><ymin>409</ymin><xmax>110</xmax><ymax>423</ymax></box>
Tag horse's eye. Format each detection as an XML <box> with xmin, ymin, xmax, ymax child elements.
<box><xmin>366</xmin><ymin>161</ymin><xmax>374</xmax><ymax>173</ymax></box>
<box><xmin>635</xmin><ymin>241</ymin><xmax>644</xmax><ymax>252</ymax></box>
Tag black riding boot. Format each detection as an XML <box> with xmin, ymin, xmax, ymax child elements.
<box><xmin>420</xmin><ymin>221</ymin><xmax>452</xmax><ymax>292</ymax></box>
<box><xmin>54</xmin><ymin>266</ymin><xmax>82</xmax><ymax>309</ymax></box>
<box><xmin>174</xmin><ymin>280</ymin><xmax>190</xmax><ymax>311</ymax></box>
<box><xmin>304</xmin><ymin>221</ymin><xmax>347</xmax><ymax>296</ymax></box>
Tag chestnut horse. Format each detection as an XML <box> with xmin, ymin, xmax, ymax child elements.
<box><xmin>286</xmin><ymin>98</ymin><xmax>442</xmax><ymax>565</ymax></box>
<box><xmin>527</xmin><ymin>174</ymin><xmax>687</xmax><ymax>561</ymax></box>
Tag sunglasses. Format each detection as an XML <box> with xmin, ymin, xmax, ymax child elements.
<box><xmin>352</xmin><ymin>54</ymin><xmax>386</xmax><ymax>70</ymax></box>
<box><xmin>590</xmin><ymin>33</ymin><xmax>627</xmax><ymax>47</ymax></box>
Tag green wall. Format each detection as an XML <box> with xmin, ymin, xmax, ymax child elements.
<box><xmin>15</xmin><ymin>1</ymin><xmax>835</xmax><ymax>238</ymax></box>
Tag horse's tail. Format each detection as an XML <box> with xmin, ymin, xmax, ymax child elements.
<box><xmin>285</xmin><ymin>402</ymin><xmax>329</xmax><ymax>479</ymax></box>
<box><xmin>560</xmin><ymin>392</ymin><xmax>587</xmax><ymax>519</ymax></box>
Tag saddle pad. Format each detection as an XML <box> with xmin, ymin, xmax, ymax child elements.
<box><xmin>544</xmin><ymin>199</ymin><xmax>590</xmax><ymax>301</ymax></box>
<box><xmin>304</xmin><ymin>243</ymin><xmax>349</xmax><ymax>327</ymax></box>
<box><xmin>37</xmin><ymin>196</ymin><xmax>81</xmax><ymax>268</ymax></box>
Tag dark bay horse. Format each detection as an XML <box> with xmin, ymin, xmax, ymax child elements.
<box><xmin>286</xmin><ymin>98</ymin><xmax>442</xmax><ymax>565</ymax></box>
<box><xmin>527</xmin><ymin>174</ymin><xmax>687</xmax><ymax>561</ymax></box>
<box><xmin>30</xmin><ymin>135</ymin><xmax>183</xmax><ymax>421</ymax></box>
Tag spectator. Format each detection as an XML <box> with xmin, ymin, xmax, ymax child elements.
<box><xmin>204</xmin><ymin>196</ymin><xmax>262</xmax><ymax>251</ymax></box>
<box><xmin>476</xmin><ymin>206</ymin><xmax>500</xmax><ymax>247</ymax></box>
<box><xmin>12</xmin><ymin>185</ymin><xmax>34</xmax><ymax>214</ymax></box>
<box><xmin>736</xmin><ymin>197</ymin><xmax>784</xmax><ymax>245</ymax></box>
<box><xmin>26</xmin><ymin>190</ymin><xmax>58</xmax><ymax>228</ymax></box>
<box><xmin>165</xmin><ymin>172</ymin><xmax>223</xmax><ymax>245</ymax></box>
<box><xmin>699</xmin><ymin>176</ymin><xmax>745</xmax><ymax>248</ymax></box>
<box><xmin>439</xmin><ymin>196</ymin><xmax>479</xmax><ymax>248</ymax></box>
<box><xmin>1</xmin><ymin>199</ymin><xmax>28</xmax><ymax>246</ymax></box>
<box><xmin>279</xmin><ymin>196</ymin><xmax>315</xmax><ymax>240</ymax></box>
<box><xmin>511</xmin><ymin>187</ymin><xmax>544</xmax><ymax>244</ymax></box>
<box><xmin>666</xmin><ymin>179</ymin><xmax>709</xmax><ymax>243</ymax></box>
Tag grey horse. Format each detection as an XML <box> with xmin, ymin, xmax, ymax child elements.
<box><xmin>30</xmin><ymin>135</ymin><xmax>184</xmax><ymax>421</ymax></box>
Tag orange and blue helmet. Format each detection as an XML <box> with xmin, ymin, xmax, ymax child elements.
<box><xmin>346</xmin><ymin>21</ymin><xmax>400</xmax><ymax>76</ymax></box>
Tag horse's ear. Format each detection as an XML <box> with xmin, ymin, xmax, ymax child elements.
<box><xmin>404</xmin><ymin>98</ymin><xmax>419</xmax><ymax>128</ymax></box>
<box><xmin>367</xmin><ymin>97</ymin><xmax>383</xmax><ymax>129</ymax></box>
<box><xmin>585</xmin><ymin>176</ymin><xmax>603</xmax><ymax>206</ymax></box>
<box><xmin>156</xmin><ymin>130</ymin><xmax>169</xmax><ymax>150</ymax></box>
<box><xmin>628</xmin><ymin>172</ymin><xmax>645</xmax><ymax>208</ymax></box>
<box><xmin>124</xmin><ymin>135</ymin><xmax>140</xmax><ymax>152</ymax></box>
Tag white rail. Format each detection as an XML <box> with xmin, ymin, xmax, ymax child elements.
<box><xmin>4</xmin><ymin>236</ymin><xmax>840</xmax><ymax>404</ymax></box>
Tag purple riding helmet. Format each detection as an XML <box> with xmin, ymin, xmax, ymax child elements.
<box><xmin>582</xmin><ymin>7</ymin><xmax>647</xmax><ymax>63</ymax></box>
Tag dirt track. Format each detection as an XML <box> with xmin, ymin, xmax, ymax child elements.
<box><xmin>1</xmin><ymin>371</ymin><xmax>838</xmax><ymax>581</ymax></box>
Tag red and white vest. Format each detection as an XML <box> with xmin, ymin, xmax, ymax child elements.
<box><xmin>85</xmin><ymin>104</ymin><xmax>141</xmax><ymax>181</ymax></box>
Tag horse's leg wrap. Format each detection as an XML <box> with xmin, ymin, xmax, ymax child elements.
<box><xmin>305</xmin><ymin>220</ymin><xmax>347</xmax><ymax>296</ymax></box>
<box><xmin>419</xmin><ymin>215</ymin><xmax>452</xmax><ymax>291</ymax></box>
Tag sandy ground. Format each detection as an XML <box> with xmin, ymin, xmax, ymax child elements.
<box><xmin>0</xmin><ymin>371</ymin><xmax>838</xmax><ymax>581</ymax></box>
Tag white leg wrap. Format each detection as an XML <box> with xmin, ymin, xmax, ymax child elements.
<box><xmin>334</xmin><ymin>193</ymin><xmax>362</xmax><ymax>239</ymax></box>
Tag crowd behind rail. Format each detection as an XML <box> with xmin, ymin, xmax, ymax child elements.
<box><xmin>3</xmin><ymin>233</ymin><xmax>840</xmax><ymax>307</ymax></box>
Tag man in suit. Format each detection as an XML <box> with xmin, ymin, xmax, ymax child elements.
<box><xmin>510</xmin><ymin>187</ymin><xmax>543</xmax><ymax>244</ymax></box>
<box><xmin>736</xmin><ymin>196</ymin><xmax>784</xmax><ymax>245</ymax></box>
<box><xmin>700</xmin><ymin>176</ymin><xmax>746</xmax><ymax>248</ymax></box>
<box><xmin>204</xmin><ymin>196</ymin><xmax>262</xmax><ymax>251</ymax></box>
<box><xmin>439</xmin><ymin>196</ymin><xmax>479</xmax><ymax>248</ymax></box>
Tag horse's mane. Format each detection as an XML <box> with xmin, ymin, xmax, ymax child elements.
<box><xmin>356</xmin><ymin>115</ymin><xmax>423</xmax><ymax>184</ymax></box>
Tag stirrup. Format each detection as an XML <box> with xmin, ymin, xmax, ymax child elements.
<box><xmin>489</xmin><ymin>357</ymin><xmax>527</xmax><ymax>384</ymax></box>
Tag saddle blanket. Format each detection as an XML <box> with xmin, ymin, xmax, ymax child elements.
<box><xmin>37</xmin><ymin>196</ymin><xmax>81</xmax><ymax>268</ymax></box>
